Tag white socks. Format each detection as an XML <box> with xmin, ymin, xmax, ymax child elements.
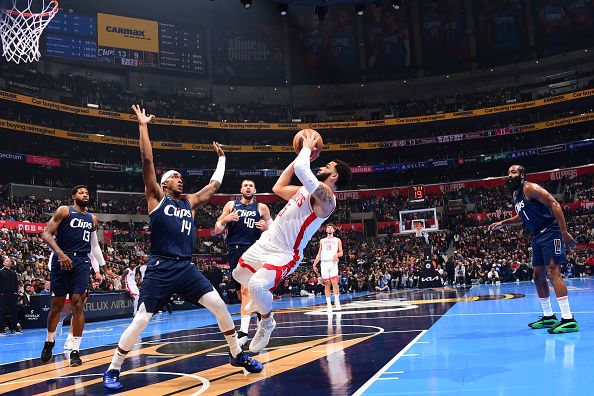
<box><xmin>240</xmin><ymin>315</ymin><xmax>251</xmax><ymax>334</ymax></box>
<box><xmin>334</xmin><ymin>294</ymin><xmax>341</xmax><ymax>309</ymax></box>
<box><xmin>557</xmin><ymin>296</ymin><xmax>573</xmax><ymax>320</ymax></box>
<box><xmin>108</xmin><ymin>349</ymin><xmax>127</xmax><ymax>371</ymax></box>
<box><xmin>46</xmin><ymin>331</ymin><xmax>56</xmax><ymax>342</ymax></box>
<box><xmin>326</xmin><ymin>296</ymin><xmax>331</xmax><ymax>307</ymax></box>
<box><xmin>225</xmin><ymin>333</ymin><xmax>242</xmax><ymax>358</ymax></box>
<box><xmin>539</xmin><ymin>297</ymin><xmax>554</xmax><ymax>317</ymax></box>
<box><xmin>71</xmin><ymin>336</ymin><xmax>82</xmax><ymax>351</ymax></box>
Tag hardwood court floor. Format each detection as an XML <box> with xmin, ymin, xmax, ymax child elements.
<box><xmin>0</xmin><ymin>278</ymin><xmax>592</xmax><ymax>395</ymax></box>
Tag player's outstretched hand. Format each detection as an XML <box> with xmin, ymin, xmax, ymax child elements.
<box><xmin>131</xmin><ymin>104</ymin><xmax>155</xmax><ymax>125</ymax></box>
<box><xmin>487</xmin><ymin>222</ymin><xmax>503</xmax><ymax>233</ymax></box>
<box><xmin>562</xmin><ymin>231</ymin><xmax>577</xmax><ymax>250</ymax></box>
<box><xmin>301</xmin><ymin>130</ymin><xmax>320</xmax><ymax>151</ymax></box>
<box><xmin>213</xmin><ymin>141</ymin><xmax>225</xmax><ymax>157</ymax></box>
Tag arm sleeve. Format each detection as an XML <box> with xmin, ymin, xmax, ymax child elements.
<box><xmin>90</xmin><ymin>231</ymin><xmax>106</xmax><ymax>272</ymax></box>
<box><xmin>293</xmin><ymin>147</ymin><xmax>319</xmax><ymax>194</ymax></box>
<box><xmin>210</xmin><ymin>156</ymin><xmax>226</xmax><ymax>184</ymax></box>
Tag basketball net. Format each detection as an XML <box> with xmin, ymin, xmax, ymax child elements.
<box><xmin>0</xmin><ymin>0</ymin><xmax>59</xmax><ymax>63</ymax></box>
<box><xmin>414</xmin><ymin>222</ymin><xmax>423</xmax><ymax>238</ymax></box>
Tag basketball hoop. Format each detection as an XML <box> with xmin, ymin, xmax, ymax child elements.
<box><xmin>0</xmin><ymin>0</ymin><xmax>59</xmax><ymax>63</ymax></box>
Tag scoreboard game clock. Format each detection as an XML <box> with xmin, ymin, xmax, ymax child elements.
<box><xmin>408</xmin><ymin>185</ymin><xmax>426</xmax><ymax>202</ymax></box>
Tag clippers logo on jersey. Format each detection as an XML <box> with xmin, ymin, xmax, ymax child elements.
<box><xmin>227</xmin><ymin>199</ymin><xmax>261</xmax><ymax>245</ymax></box>
<box><xmin>164</xmin><ymin>204</ymin><xmax>192</xmax><ymax>220</ymax></box>
<box><xmin>513</xmin><ymin>181</ymin><xmax>556</xmax><ymax>234</ymax></box>
<box><xmin>514</xmin><ymin>200</ymin><xmax>525</xmax><ymax>214</ymax></box>
<box><xmin>69</xmin><ymin>218</ymin><xmax>93</xmax><ymax>230</ymax></box>
<box><xmin>236</xmin><ymin>210</ymin><xmax>257</xmax><ymax>218</ymax></box>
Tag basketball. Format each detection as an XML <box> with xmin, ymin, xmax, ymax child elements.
<box><xmin>293</xmin><ymin>129</ymin><xmax>323</xmax><ymax>160</ymax></box>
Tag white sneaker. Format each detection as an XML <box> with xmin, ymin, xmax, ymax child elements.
<box><xmin>334</xmin><ymin>304</ymin><xmax>341</xmax><ymax>311</ymax></box>
<box><xmin>64</xmin><ymin>335</ymin><xmax>74</xmax><ymax>351</ymax></box>
<box><xmin>237</xmin><ymin>331</ymin><xmax>249</xmax><ymax>348</ymax></box>
<box><xmin>249</xmin><ymin>315</ymin><xmax>276</xmax><ymax>353</ymax></box>
<box><xmin>326</xmin><ymin>305</ymin><xmax>333</xmax><ymax>315</ymax></box>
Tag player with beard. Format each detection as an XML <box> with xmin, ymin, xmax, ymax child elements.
<box><xmin>488</xmin><ymin>165</ymin><xmax>579</xmax><ymax>333</ymax></box>
<box><xmin>233</xmin><ymin>130</ymin><xmax>351</xmax><ymax>352</ymax></box>
<box><xmin>40</xmin><ymin>185</ymin><xmax>102</xmax><ymax>366</ymax></box>
<box><xmin>214</xmin><ymin>180</ymin><xmax>272</xmax><ymax>347</ymax></box>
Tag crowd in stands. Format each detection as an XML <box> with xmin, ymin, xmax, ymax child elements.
<box><xmin>2</xmin><ymin>171</ymin><xmax>594</xmax><ymax>311</ymax></box>
<box><xmin>2</xmin><ymin>63</ymin><xmax>593</xmax><ymax>125</ymax></box>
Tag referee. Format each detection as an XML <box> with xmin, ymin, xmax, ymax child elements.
<box><xmin>0</xmin><ymin>256</ymin><xmax>19</xmax><ymax>334</ymax></box>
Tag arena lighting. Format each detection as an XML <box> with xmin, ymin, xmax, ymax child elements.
<box><xmin>240</xmin><ymin>0</ymin><xmax>252</xmax><ymax>9</ymax></box>
<box><xmin>315</xmin><ymin>5</ymin><xmax>328</xmax><ymax>21</ymax></box>
<box><xmin>355</xmin><ymin>3</ymin><xmax>365</xmax><ymax>16</ymax></box>
<box><xmin>278</xmin><ymin>2</ymin><xmax>288</xmax><ymax>16</ymax></box>
<box><xmin>391</xmin><ymin>0</ymin><xmax>401</xmax><ymax>10</ymax></box>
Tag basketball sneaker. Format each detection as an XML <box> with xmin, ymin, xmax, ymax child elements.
<box><xmin>229</xmin><ymin>351</ymin><xmax>264</xmax><ymax>373</ymax></box>
<box><xmin>528</xmin><ymin>315</ymin><xmax>559</xmax><ymax>329</ymax></box>
<box><xmin>249</xmin><ymin>314</ymin><xmax>276</xmax><ymax>353</ymax></box>
<box><xmin>40</xmin><ymin>341</ymin><xmax>55</xmax><ymax>362</ymax></box>
<box><xmin>547</xmin><ymin>317</ymin><xmax>579</xmax><ymax>334</ymax></box>
<box><xmin>103</xmin><ymin>369</ymin><xmax>123</xmax><ymax>390</ymax></box>
<box><xmin>69</xmin><ymin>350</ymin><xmax>82</xmax><ymax>367</ymax></box>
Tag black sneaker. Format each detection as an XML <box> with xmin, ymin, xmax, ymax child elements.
<box><xmin>165</xmin><ymin>302</ymin><xmax>173</xmax><ymax>315</ymax></box>
<box><xmin>70</xmin><ymin>350</ymin><xmax>83</xmax><ymax>366</ymax></box>
<box><xmin>237</xmin><ymin>331</ymin><xmax>249</xmax><ymax>348</ymax></box>
<box><xmin>40</xmin><ymin>341</ymin><xmax>55</xmax><ymax>362</ymax></box>
<box><xmin>528</xmin><ymin>315</ymin><xmax>559</xmax><ymax>329</ymax></box>
<box><xmin>548</xmin><ymin>317</ymin><xmax>579</xmax><ymax>334</ymax></box>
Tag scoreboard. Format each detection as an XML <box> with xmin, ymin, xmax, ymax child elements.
<box><xmin>44</xmin><ymin>12</ymin><xmax>205</xmax><ymax>74</ymax></box>
<box><xmin>408</xmin><ymin>185</ymin><xmax>426</xmax><ymax>202</ymax></box>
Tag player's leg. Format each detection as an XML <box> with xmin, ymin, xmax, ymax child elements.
<box><xmin>180</xmin><ymin>265</ymin><xmax>263</xmax><ymax>373</ymax></box>
<box><xmin>41</xmin><ymin>295</ymin><xmax>66</xmax><ymax>362</ymax></box>
<box><xmin>321</xmin><ymin>261</ymin><xmax>333</xmax><ymax>313</ymax></box>
<box><xmin>544</xmin><ymin>235</ymin><xmax>579</xmax><ymax>334</ymax></box>
<box><xmin>331</xmin><ymin>277</ymin><xmax>341</xmax><ymax>310</ymax></box>
<box><xmin>528</xmin><ymin>237</ymin><xmax>559</xmax><ymax>329</ymax></box>
<box><xmin>231</xmin><ymin>247</ymin><xmax>256</xmax><ymax>346</ymax></box>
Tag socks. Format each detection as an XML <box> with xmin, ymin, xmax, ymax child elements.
<box><xmin>334</xmin><ymin>294</ymin><xmax>341</xmax><ymax>308</ymax></box>
<box><xmin>557</xmin><ymin>296</ymin><xmax>573</xmax><ymax>320</ymax></box>
<box><xmin>539</xmin><ymin>297</ymin><xmax>554</xmax><ymax>317</ymax></box>
<box><xmin>240</xmin><ymin>315</ymin><xmax>251</xmax><ymax>334</ymax></box>
<box><xmin>326</xmin><ymin>296</ymin><xmax>331</xmax><ymax>307</ymax></box>
<box><xmin>71</xmin><ymin>336</ymin><xmax>82</xmax><ymax>351</ymax></box>
<box><xmin>225</xmin><ymin>333</ymin><xmax>242</xmax><ymax>358</ymax></box>
<box><xmin>108</xmin><ymin>349</ymin><xmax>128</xmax><ymax>371</ymax></box>
<box><xmin>46</xmin><ymin>331</ymin><xmax>56</xmax><ymax>343</ymax></box>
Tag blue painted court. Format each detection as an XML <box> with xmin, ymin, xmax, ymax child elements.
<box><xmin>0</xmin><ymin>279</ymin><xmax>591</xmax><ymax>395</ymax></box>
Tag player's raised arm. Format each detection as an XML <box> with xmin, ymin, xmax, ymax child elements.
<box><xmin>187</xmin><ymin>142</ymin><xmax>225</xmax><ymax>210</ymax></box>
<box><xmin>272</xmin><ymin>159</ymin><xmax>300</xmax><ymax>201</ymax></box>
<box><xmin>133</xmin><ymin>105</ymin><xmax>162</xmax><ymax>209</ymax></box>
<box><xmin>524</xmin><ymin>182</ymin><xmax>577</xmax><ymax>249</ymax></box>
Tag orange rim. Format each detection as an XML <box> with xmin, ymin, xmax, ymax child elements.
<box><xmin>1</xmin><ymin>0</ymin><xmax>58</xmax><ymax>18</ymax></box>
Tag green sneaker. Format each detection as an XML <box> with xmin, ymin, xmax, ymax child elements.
<box><xmin>528</xmin><ymin>315</ymin><xmax>559</xmax><ymax>329</ymax></box>
<box><xmin>547</xmin><ymin>317</ymin><xmax>579</xmax><ymax>334</ymax></box>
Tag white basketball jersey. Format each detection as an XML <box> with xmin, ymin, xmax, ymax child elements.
<box><xmin>266</xmin><ymin>186</ymin><xmax>333</xmax><ymax>254</ymax></box>
<box><xmin>320</xmin><ymin>237</ymin><xmax>339</xmax><ymax>261</ymax></box>
<box><xmin>125</xmin><ymin>268</ymin><xmax>137</xmax><ymax>287</ymax></box>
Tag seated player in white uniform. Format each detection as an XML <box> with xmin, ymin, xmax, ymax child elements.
<box><xmin>313</xmin><ymin>223</ymin><xmax>343</xmax><ymax>313</ymax></box>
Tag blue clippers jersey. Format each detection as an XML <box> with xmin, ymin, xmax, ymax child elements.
<box><xmin>56</xmin><ymin>206</ymin><xmax>94</xmax><ymax>253</ymax></box>
<box><xmin>226</xmin><ymin>199</ymin><xmax>261</xmax><ymax>245</ymax></box>
<box><xmin>513</xmin><ymin>181</ymin><xmax>556</xmax><ymax>234</ymax></box>
<box><xmin>149</xmin><ymin>196</ymin><xmax>195</xmax><ymax>258</ymax></box>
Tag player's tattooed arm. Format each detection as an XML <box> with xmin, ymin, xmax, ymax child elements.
<box><xmin>312</xmin><ymin>183</ymin><xmax>335</xmax><ymax>218</ymax></box>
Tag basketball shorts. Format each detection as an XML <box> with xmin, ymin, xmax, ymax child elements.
<box><xmin>139</xmin><ymin>257</ymin><xmax>214</xmax><ymax>314</ymax></box>
<box><xmin>127</xmin><ymin>283</ymin><xmax>140</xmax><ymax>298</ymax></box>
<box><xmin>233</xmin><ymin>238</ymin><xmax>301</xmax><ymax>291</ymax></box>
<box><xmin>320</xmin><ymin>260</ymin><xmax>338</xmax><ymax>282</ymax></box>
<box><xmin>532</xmin><ymin>224</ymin><xmax>567</xmax><ymax>267</ymax></box>
<box><xmin>49</xmin><ymin>252</ymin><xmax>91</xmax><ymax>297</ymax></box>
